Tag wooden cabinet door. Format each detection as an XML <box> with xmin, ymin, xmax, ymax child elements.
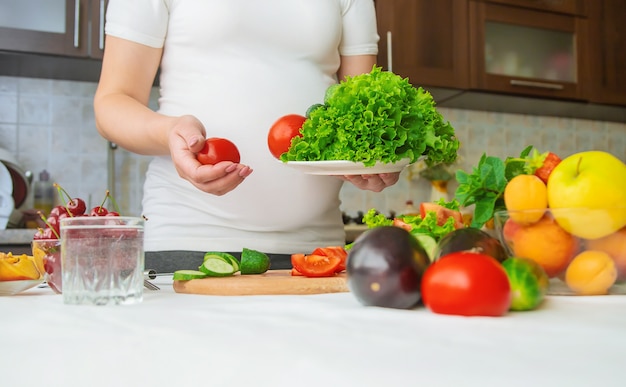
<box><xmin>469</xmin><ymin>1</ymin><xmax>589</xmax><ymax>100</ymax></box>
<box><xmin>480</xmin><ymin>0</ymin><xmax>586</xmax><ymax>15</ymax></box>
<box><xmin>0</xmin><ymin>0</ymin><xmax>89</xmax><ymax>57</ymax></box>
<box><xmin>375</xmin><ymin>0</ymin><xmax>469</xmax><ymax>89</ymax></box>
<box><xmin>588</xmin><ymin>0</ymin><xmax>626</xmax><ymax>106</ymax></box>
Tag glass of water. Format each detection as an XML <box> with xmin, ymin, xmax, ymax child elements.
<box><xmin>60</xmin><ymin>216</ymin><xmax>144</xmax><ymax>306</ymax></box>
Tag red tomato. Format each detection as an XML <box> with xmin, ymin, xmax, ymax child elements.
<box><xmin>421</xmin><ymin>251</ymin><xmax>512</xmax><ymax>317</ymax></box>
<box><xmin>291</xmin><ymin>253</ymin><xmax>341</xmax><ymax>277</ymax></box>
<box><xmin>419</xmin><ymin>202</ymin><xmax>464</xmax><ymax>229</ymax></box>
<box><xmin>392</xmin><ymin>218</ymin><xmax>413</xmax><ymax>231</ymax></box>
<box><xmin>535</xmin><ymin>152</ymin><xmax>561</xmax><ymax>184</ymax></box>
<box><xmin>267</xmin><ymin>114</ymin><xmax>306</xmax><ymax>159</ymax></box>
<box><xmin>197</xmin><ymin>137</ymin><xmax>241</xmax><ymax>165</ymax></box>
<box><xmin>311</xmin><ymin>246</ymin><xmax>348</xmax><ymax>273</ymax></box>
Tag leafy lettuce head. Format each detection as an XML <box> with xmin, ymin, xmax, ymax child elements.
<box><xmin>281</xmin><ymin>66</ymin><xmax>459</xmax><ymax>167</ymax></box>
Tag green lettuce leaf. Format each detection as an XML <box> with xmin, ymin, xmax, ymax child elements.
<box><xmin>281</xmin><ymin>66</ymin><xmax>459</xmax><ymax>167</ymax></box>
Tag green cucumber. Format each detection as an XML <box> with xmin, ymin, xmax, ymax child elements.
<box><xmin>173</xmin><ymin>270</ymin><xmax>209</xmax><ymax>281</ymax></box>
<box><xmin>240</xmin><ymin>248</ymin><xmax>271</xmax><ymax>275</ymax></box>
<box><xmin>204</xmin><ymin>252</ymin><xmax>240</xmax><ymax>273</ymax></box>
<box><xmin>199</xmin><ymin>257</ymin><xmax>237</xmax><ymax>277</ymax></box>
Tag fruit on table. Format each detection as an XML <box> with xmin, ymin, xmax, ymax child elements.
<box><xmin>267</xmin><ymin>114</ymin><xmax>306</xmax><ymax>159</ymax></box>
<box><xmin>502</xmin><ymin>257</ymin><xmax>549</xmax><ymax>311</ymax></box>
<box><xmin>504</xmin><ymin>174</ymin><xmax>547</xmax><ymax>225</ymax></box>
<box><xmin>434</xmin><ymin>227</ymin><xmax>508</xmax><ymax>263</ymax></box>
<box><xmin>585</xmin><ymin>227</ymin><xmax>626</xmax><ymax>281</ymax></box>
<box><xmin>0</xmin><ymin>252</ymin><xmax>42</xmax><ymax>281</ymax></box>
<box><xmin>546</xmin><ymin>150</ymin><xmax>626</xmax><ymax>239</ymax></box>
<box><xmin>565</xmin><ymin>251</ymin><xmax>617</xmax><ymax>295</ymax></box>
<box><xmin>421</xmin><ymin>251</ymin><xmax>512</xmax><ymax>317</ymax></box>
<box><xmin>197</xmin><ymin>137</ymin><xmax>241</xmax><ymax>165</ymax></box>
<box><xmin>32</xmin><ymin>185</ymin><xmax>124</xmax><ymax>294</ymax></box>
<box><xmin>346</xmin><ymin>226</ymin><xmax>430</xmax><ymax>309</ymax></box>
<box><xmin>502</xmin><ymin>215</ymin><xmax>579</xmax><ymax>277</ymax></box>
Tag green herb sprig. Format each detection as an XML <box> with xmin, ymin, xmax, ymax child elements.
<box><xmin>454</xmin><ymin>146</ymin><xmax>535</xmax><ymax>228</ymax></box>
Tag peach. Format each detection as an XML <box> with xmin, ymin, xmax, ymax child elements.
<box><xmin>565</xmin><ymin>251</ymin><xmax>617</xmax><ymax>295</ymax></box>
<box><xmin>585</xmin><ymin>227</ymin><xmax>626</xmax><ymax>281</ymax></box>
<box><xmin>502</xmin><ymin>215</ymin><xmax>579</xmax><ymax>277</ymax></box>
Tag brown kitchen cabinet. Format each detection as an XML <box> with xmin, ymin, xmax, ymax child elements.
<box><xmin>374</xmin><ymin>0</ymin><xmax>470</xmax><ymax>89</ymax></box>
<box><xmin>0</xmin><ymin>0</ymin><xmax>107</xmax><ymax>58</ymax></box>
<box><xmin>588</xmin><ymin>0</ymin><xmax>626</xmax><ymax>106</ymax></box>
<box><xmin>468</xmin><ymin>1</ymin><xmax>589</xmax><ymax>101</ymax></box>
<box><xmin>480</xmin><ymin>0</ymin><xmax>586</xmax><ymax>15</ymax></box>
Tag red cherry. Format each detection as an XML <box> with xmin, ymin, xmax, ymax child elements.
<box><xmin>49</xmin><ymin>205</ymin><xmax>69</xmax><ymax>218</ymax></box>
<box><xmin>66</xmin><ymin>197</ymin><xmax>87</xmax><ymax>216</ymax></box>
<box><xmin>90</xmin><ymin>206</ymin><xmax>109</xmax><ymax>216</ymax></box>
<box><xmin>33</xmin><ymin>227</ymin><xmax>58</xmax><ymax>240</ymax></box>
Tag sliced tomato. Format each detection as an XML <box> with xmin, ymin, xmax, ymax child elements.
<box><xmin>311</xmin><ymin>246</ymin><xmax>347</xmax><ymax>273</ymax></box>
<box><xmin>291</xmin><ymin>253</ymin><xmax>341</xmax><ymax>277</ymax></box>
<box><xmin>392</xmin><ymin>218</ymin><xmax>413</xmax><ymax>231</ymax></box>
<box><xmin>291</xmin><ymin>267</ymin><xmax>303</xmax><ymax>276</ymax></box>
<box><xmin>419</xmin><ymin>202</ymin><xmax>464</xmax><ymax>229</ymax></box>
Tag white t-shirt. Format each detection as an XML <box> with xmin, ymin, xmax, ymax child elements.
<box><xmin>105</xmin><ymin>0</ymin><xmax>379</xmax><ymax>254</ymax></box>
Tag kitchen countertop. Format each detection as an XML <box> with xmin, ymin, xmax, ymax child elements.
<box><xmin>2</xmin><ymin>276</ymin><xmax>626</xmax><ymax>387</ymax></box>
<box><xmin>0</xmin><ymin>228</ymin><xmax>37</xmax><ymax>245</ymax></box>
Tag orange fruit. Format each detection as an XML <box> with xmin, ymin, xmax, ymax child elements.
<box><xmin>504</xmin><ymin>174</ymin><xmax>548</xmax><ymax>225</ymax></box>
<box><xmin>502</xmin><ymin>215</ymin><xmax>578</xmax><ymax>277</ymax></box>
<box><xmin>585</xmin><ymin>227</ymin><xmax>626</xmax><ymax>281</ymax></box>
<box><xmin>565</xmin><ymin>250</ymin><xmax>617</xmax><ymax>295</ymax></box>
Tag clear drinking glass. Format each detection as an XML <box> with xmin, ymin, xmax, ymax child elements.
<box><xmin>60</xmin><ymin>216</ymin><xmax>145</xmax><ymax>306</ymax></box>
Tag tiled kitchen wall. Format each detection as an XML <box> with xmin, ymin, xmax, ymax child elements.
<box><xmin>1</xmin><ymin>76</ymin><xmax>625</xmax><ymax>221</ymax></box>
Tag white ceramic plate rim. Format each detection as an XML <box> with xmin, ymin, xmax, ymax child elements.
<box><xmin>280</xmin><ymin>158</ymin><xmax>412</xmax><ymax>175</ymax></box>
<box><xmin>0</xmin><ymin>278</ymin><xmax>44</xmax><ymax>296</ymax></box>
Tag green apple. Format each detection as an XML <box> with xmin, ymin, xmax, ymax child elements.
<box><xmin>547</xmin><ymin>151</ymin><xmax>626</xmax><ymax>239</ymax></box>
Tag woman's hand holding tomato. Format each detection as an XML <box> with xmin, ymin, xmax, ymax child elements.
<box><xmin>421</xmin><ymin>251</ymin><xmax>512</xmax><ymax>317</ymax></box>
<box><xmin>168</xmin><ymin>115</ymin><xmax>253</xmax><ymax>196</ymax></box>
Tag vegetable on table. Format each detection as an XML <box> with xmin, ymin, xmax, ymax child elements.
<box><xmin>421</xmin><ymin>251</ymin><xmax>512</xmax><ymax>317</ymax></box>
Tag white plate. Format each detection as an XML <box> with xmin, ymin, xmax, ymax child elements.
<box><xmin>0</xmin><ymin>279</ymin><xmax>44</xmax><ymax>296</ymax></box>
<box><xmin>281</xmin><ymin>158</ymin><xmax>412</xmax><ymax>175</ymax></box>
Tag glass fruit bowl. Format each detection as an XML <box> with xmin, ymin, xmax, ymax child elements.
<box><xmin>32</xmin><ymin>239</ymin><xmax>62</xmax><ymax>294</ymax></box>
<box><xmin>493</xmin><ymin>207</ymin><xmax>626</xmax><ymax>296</ymax></box>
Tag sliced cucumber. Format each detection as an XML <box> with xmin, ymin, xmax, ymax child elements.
<box><xmin>173</xmin><ymin>270</ymin><xmax>209</xmax><ymax>281</ymax></box>
<box><xmin>413</xmin><ymin>233</ymin><xmax>438</xmax><ymax>262</ymax></box>
<box><xmin>199</xmin><ymin>257</ymin><xmax>237</xmax><ymax>277</ymax></box>
<box><xmin>204</xmin><ymin>252</ymin><xmax>240</xmax><ymax>272</ymax></box>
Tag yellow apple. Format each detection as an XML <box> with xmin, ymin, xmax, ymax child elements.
<box><xmin>547</xmin><ymin>151</ymin><xmax>626</xmax><ymax>239</ymax></box>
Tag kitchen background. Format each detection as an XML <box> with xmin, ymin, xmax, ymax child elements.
<box><xmin>1</xmin><ymin>74</ymin><xmax>625</xmax><ymax>224</ymax></box>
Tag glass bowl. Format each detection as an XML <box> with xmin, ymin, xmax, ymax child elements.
<box><xmin>493</xmin><ymin>208</ymin><xmax>626</xmax><ymax>296</ymax></box>
<box><xmin>32</xmin><ymin>239</ymin><xmax>62</xmax><ymax>294</ymax></box>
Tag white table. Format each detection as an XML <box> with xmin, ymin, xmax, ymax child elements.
<box><xmin>2</xmin><ymin>276</ymin><xmax>625</xmax><ymax>387</ymax></box>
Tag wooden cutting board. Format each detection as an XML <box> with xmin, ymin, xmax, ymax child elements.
<box><xmin>173</xmin><ymin>270</ymin><xmax>348</xmax><ymax>296</ymax></box>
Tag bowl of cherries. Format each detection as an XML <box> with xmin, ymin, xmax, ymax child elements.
<box><xmin>32</xmin><ymin>185</ymin><xmax>122</xmax><ymax>294</ymax></box>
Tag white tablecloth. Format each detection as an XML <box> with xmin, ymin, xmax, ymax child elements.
<box><xmin>2</xmin><ymin>276</ymin><xmax>625</xmax><ymax>387</ymax></box>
